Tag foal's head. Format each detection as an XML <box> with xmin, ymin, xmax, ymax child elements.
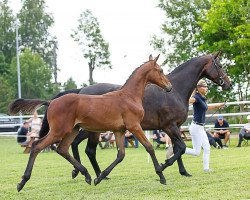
<box><xmin>203</xmin><ymin>51</ymin><xmax>232</xmax><ymax>90</ymax></box>
<box><xmin>147</xmin><ymin>55</ymin><xmax>172</xmax><ymax>92</ymax></box>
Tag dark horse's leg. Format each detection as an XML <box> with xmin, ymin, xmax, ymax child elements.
<box><xmin>56</xmin><ymin>128</ymin><xmax>92</xmax><ymax>185</ymax></box>
<box><xmin>17</xmin><ymin>136</ymin><xmax>60</xmax><ymax>192</ymax></box>
<box><xmin>94</xmin><ymin>132</ymin><xmax>125</xmax><ymax>186</ymax></box>
<box><xmin>161</xmin><ymin>126</ymin><xmax>191</xmax><ymax>176</ymax></box>
<box><xmin>71</xmin><ymin>130</ymin><xmax>102</xmax><ymax>179</ymax></box>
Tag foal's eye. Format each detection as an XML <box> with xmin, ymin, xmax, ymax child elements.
<box><xmin>160</xmin><ymin>69</ymin><xmax>163</xmax><ymax>73</ymax></box>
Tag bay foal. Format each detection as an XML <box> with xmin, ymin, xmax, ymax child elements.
<box><xmin>9</xmin><ymin>55</ymin><xmax>172</xmax><ymax>192</ymax></box>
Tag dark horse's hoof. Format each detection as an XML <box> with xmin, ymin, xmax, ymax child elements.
<box><xmin>85</xmin><ymin>177</ymin><xmax>92</xmax><ymax>185</ymax></box>
<box><xmin>180</xmin><ymin>171</ymin><xmax>192</xmax><ymax>177</ymax></box>
<box><xmin>160</xmin><ymin>178</ymin><xmax>167</xmax><ymax>185</ymax></box>
<box><xmin>72</xmin><ymin>169</ymin><xmax>79</xmax><ymax>179</ymax></box>
<box><xmin>17</xmin><ymin>183</ymin><xmax>24</xmax><ymax>192</ymax></box>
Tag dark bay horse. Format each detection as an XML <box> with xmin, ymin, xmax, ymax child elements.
<box><xmin>9</xmin><ymin>55</ymin><xmax>172</xmax><ymax>192</ymax></box>
<box><xmin>39</xmin><ymin>52</ymin><xmax>232</xmax><ymax>180</ymax></box>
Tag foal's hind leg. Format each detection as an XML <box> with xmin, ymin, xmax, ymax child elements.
<box><xmin>56</xmin><ymin>128</ymin><xmax>92</xmax><ymax>185</ymax></box>
<box><xmin>71</xmin><ymin>129</ymin><xmax>88</xmax><ymax>179</ymax></box>
<box><xmin>17</xmin><ymin>135</ymin><xmax>59</xmax><ymax>192</ymax></box>
<box><xmin>94</xmin><ymin>132</ymin><xmax>125</xmax><ymax>186</ymax></box>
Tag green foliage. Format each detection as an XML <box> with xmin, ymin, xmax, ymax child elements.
<box><xmin>63</xmin><ymin>77</ymin><xmax>77</xmax><ymax>90</ymax></box>
<box><xmin>0</xmin><ymin>0</ymin><xmax>16</xmax><ymax>64</ymax></box>
<box><xmin>8</xmin><ymin>49</ymin><xmax>53</xmax><ymax>99</ymax></box>
<box><xmin>0</xmin><ymin>136</ymin><xmax>249</xmax><ymax>199</ymax></box>
<box><xmin>0</xmin><ymin>77</ymin><xmax>15</xmax><ymax>113</ymax></box>
<box><xmin>0</xmin><ymin>52</ymin><xmax>9</xmax><ymax>75</ymax></box>
<box><xmin>150</xmin><ymin>0</ymin><xmax>211</xmax><ymax>68</ymax></box>
<box><xmin>71</xmin><ymin>9</ymin><xmax>112</xmax><ymax>85</ymax></box>
<box><xmin>197</xmin><ymin>0</ymin><xmax>250</xmax><ymax>102</ymax></box>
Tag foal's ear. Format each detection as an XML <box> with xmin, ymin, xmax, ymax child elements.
<box><xmin>154</xmin><ymin>54</ymin><xmax>160</xmax><ymax>64</ymax></box>
<box><xmin>149</xmin><ymin>54</ymin><xmax>153</xmax><ymax>61</ymax></box>
<box><xmin>213</xmin><ymin>50</ymin><xmax>222</xmax><ymax>59</ymax></box>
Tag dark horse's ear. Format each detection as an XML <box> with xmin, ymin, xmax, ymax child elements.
<box><xmin>149</xmin><ymin>54</ymin><xmax>153</xmax><ymax>61</ymax></box>
<box><xmin>213</xmin><ymin>50</ymin><xmax>222</xmax><ymax>59</ymax></box>
<box><xmin>154</xmin><ymin>54</ymin><xmax>160</xmax><ymax>64</ymax></box>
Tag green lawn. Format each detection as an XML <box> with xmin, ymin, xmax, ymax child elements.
<box><xmin>0</xmin><ymin>136</ymin><xmax>249</xmax><ymax>200</ymax></box>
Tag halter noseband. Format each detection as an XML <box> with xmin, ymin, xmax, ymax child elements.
<box><xmin>209</xmin><ymin>54</ymin><xmax>226</xmax><ymax>86</ymax></box>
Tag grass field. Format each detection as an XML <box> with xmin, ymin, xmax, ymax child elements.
<box><xmin>0</xmin><ymin>136</ymin><xmax>249</xmax><ymax>200</ymax></box>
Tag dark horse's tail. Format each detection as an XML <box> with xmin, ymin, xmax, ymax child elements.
<box><xmin>8</xmin><ymin>99</ymin><xmax>49</xmax><ymax>115</ymax></box>
<box><xmin>39</xmin><ymin>89</ymin><xmax>81</xmax><ymax>138</ymax></box>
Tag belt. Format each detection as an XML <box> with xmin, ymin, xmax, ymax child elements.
<box><xmin>192</xmin><ymin>121</ymin><xmax>205</xmax><ymax>126</ymax></box>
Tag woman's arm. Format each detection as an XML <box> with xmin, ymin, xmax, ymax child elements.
<box><xmin>207</xmin><ymin>103</ymin><xmax>225</xmax><ymax>110</ymax></box>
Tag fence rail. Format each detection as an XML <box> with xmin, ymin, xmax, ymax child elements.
<box><xmin>1</xmin><ymin>101</ymin><xmax>249</xmax><ymax>136</ymax></box>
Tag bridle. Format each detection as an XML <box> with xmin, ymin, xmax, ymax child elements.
<box><xmin>209</xmin><ymin>54</ymin><xmax>226</xmax><ymax>86</ymax></box>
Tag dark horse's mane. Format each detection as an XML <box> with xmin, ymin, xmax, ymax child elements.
<box><xmin>169</xmin><ymin>55</ymin><xmax>205</xmax><ymax>76</ymax></box>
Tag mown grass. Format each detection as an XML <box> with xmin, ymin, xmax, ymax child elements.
<box><xmin>0</xmin><ymin>136</ymin><xmax>249</xmax><ymax>200</ymax></box>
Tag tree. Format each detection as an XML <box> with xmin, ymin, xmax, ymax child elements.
<box><xmin>8</xmin><ymin>49</ymin><xmax>53</xmax><ymax>99</ymax></box>
<box><xmin>63</xmin><ymin>77</ymin><xmax>77</xmax><ymax>90</ymax></box>
<box><xmin>71</xmin><ymin>9</ymin><xmax>112</xmax><ymax>85</ymax></box>
<box><xmin>0</xmin><ymin>76</ymin><xmax>15</xmax><ymax>113</ymax></box>
<box><xmin>150</xmin><ymin>0</ymin><xmax>211</xmax><ymax>68</ymax></box>
<box><xmin>197</xmin><ymin>0</ymin><xmax>250</xmax><ymax>103</ymax></box>
<box><xmin>18</xmin><ymin>0</ymin><xmax>59</xmax><ymax>82</ymax></box>
<box><xmin>0</xmin><ymin>0</ymin><xmax>15</xmax><ymax>64</ymax></box>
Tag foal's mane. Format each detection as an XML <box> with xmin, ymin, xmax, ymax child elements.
<box><xmin>121</xmin><ymin>60</ymin><xmax>151</xmax><ymax>89</ymax></box>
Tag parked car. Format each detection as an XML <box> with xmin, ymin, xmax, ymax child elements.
<box><xmin>0</xmin><ymin>113</ymin><xmax>21</xmax><ymax>132</ymax></box>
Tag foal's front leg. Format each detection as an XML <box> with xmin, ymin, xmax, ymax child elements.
<box><xmin>94</xmin><ymin>132</ymin><xmax>125</xmax><ymax>186</ymax></box>
<box><xmin>130</xmin><ymin>125</ymin><xmax>166</xmax><ymax>185</ymax></box>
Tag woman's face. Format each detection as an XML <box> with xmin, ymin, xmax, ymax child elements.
<box><xmin>197</xmin><ymin>85</ymin><xmax>208</xmax><ymax>96</ymax></box>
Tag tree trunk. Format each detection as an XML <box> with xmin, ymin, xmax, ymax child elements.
<box><xmin>88</xmin><ymin>59</ymin><xmax>94</xmax><ymax>85</ymax></box>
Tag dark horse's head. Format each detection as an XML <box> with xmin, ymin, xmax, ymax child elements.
<box><xmin>203</xmin><ymin>51</ymin><xmax>232</xmax><ymax>90</ymax></box>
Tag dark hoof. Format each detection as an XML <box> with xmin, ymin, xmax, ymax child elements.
<box><xmin>94</xmin><ymin>178</ymin><xmax>99</xmax><ymax>186</ymax></box>
<box><xmin>17</xmin><ymin>183</ymin><xmax>24</xmax><ymax>192</ymax></box>
<box><xmin>160</xmin><ymin>163</ymin><xmax>168</xmax><ymax>171</ymax></box>
<box><xmin>180</xmin><ymin>171</ymin><xmax>192</xmax><ymax>177</ymax></box>
<box><xmin>72</xmin><ymin>170</ymin><xmax>79</xmax><ymax>179</ymax></box>
<box><xmin>160</xmin><ymin>178</ymin><xmax>167</xmax><ymax>185</ymax></box>
<box><xmin>85</xmin><ymin>177</ymin><xmax>92</xmax><ymax>185</ymax></box>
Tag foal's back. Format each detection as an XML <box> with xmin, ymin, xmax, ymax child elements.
<box><xmin>48</xmin><ymin>91</ymin><xmax>142</xmax><ymax>132</ymax></box>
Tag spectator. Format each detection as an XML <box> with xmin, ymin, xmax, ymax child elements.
<box><xmin>27</xmin><ymin>110</ymin><xmax>42</xmax><ymax>138</ymax></box>
<box><xmin>99</xmin><ymin>131</ymin><xmax>113</xmax><ymax>149</ymax></box>
<box><xmin>213</xmin><ymin>116</ymin><xmax>230</xmax><ymax>148</ymax></box>
<box><xmin>206</xmin><ymin>131</ymin><xmax>223</xmax><ymax>149</ymax></box>
<box><xmin>124</xmin><ymin>130</ymin><xmax>138</xmax><ymax>148</ymax></box>
<box><xmin>237</xmin><ymin>115</ymin><xmax>250</xmax><ymax>147</ymax></box>
<box><xmin>17</xmin><ymin>121</ymin><xmax>30</xmax><ymax>145</ymax></box>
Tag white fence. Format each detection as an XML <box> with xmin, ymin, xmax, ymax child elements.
<box><xmin>0</xmin><ymin>101</ymin><xmax>250</xmax><ymax>136</ymax></box>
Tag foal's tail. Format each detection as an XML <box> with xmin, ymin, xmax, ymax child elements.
<box><xmin>8</xmin><ymin>98</ymin><xmax>49</xmax><ymax>115</ymax></box>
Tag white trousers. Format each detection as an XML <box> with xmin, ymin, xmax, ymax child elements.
<box><xmin>185</xmin><ymin>123</ymin><xmax>210</xmax><ymax>170</ymax></box>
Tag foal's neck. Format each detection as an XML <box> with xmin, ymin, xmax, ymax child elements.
<box><xmin>121</xmin><ymin>64</ymin><xmax>151</xmax><ymax>101</ymax></box>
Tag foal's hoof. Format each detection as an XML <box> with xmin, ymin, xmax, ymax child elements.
<box><xmin>85</xmin><ymin>177</ymin><xmax>92</xmax><ymax>185</ymax></box>
<box><xmin>72</xmin><ymin>169</ymin><xmax>79</xmax><ymax>179</ymax></box>
<box><xmin>94</xmin><ymin>177</ymin><xmax>101</xmax><ymax>186</ymax></box>
<box><xmin>180</xmin><ymin>171</ymin><xmax>192</xmax><ymax>177</ymax></box>
<box><xmin>17</xmin><ymin>183</ymin><xmax>24</xmax><ymax>192</ymax></box>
